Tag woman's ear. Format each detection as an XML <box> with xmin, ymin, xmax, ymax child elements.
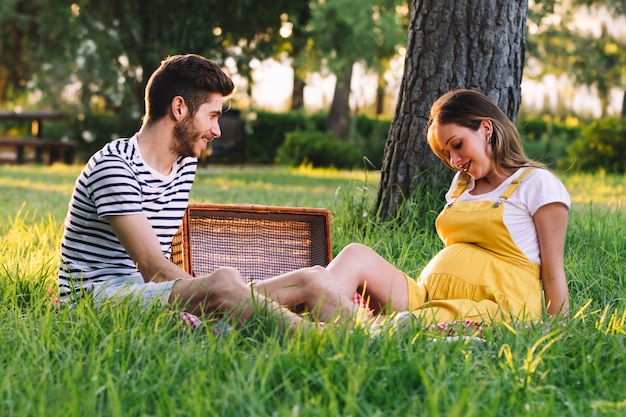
<box><xmin>481</xmin><ymin>120</ymin><xmax>493</xmax><ymax>141</ymax></box>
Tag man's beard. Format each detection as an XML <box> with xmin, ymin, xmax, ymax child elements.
<box><xmin>171</xmin><ymin>114</ymin><xmax>204</xmax><ymax>158</ymax></box>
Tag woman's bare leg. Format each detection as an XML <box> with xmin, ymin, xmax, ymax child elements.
<box><xmin>252</xmin><ymin>266</ymin><xmax>357</xmax><ymax>322</ymax></box>
<box><xmin>327</xmin><ymin>243</ymin><xmax>409</xmax><ymax>314</ymax></box>
<box><xmin>254</xmin><ymin>243</ymin><xmax>409</xmax><ymax>321</ymax></box>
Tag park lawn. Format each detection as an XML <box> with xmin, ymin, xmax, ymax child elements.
<box><xmin>0</xmin><ymin>164</ymin><xmax>625</xmax><ymax>417</ymax></box>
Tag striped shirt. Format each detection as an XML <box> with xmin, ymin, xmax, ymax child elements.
<box><xmin>58</xmin><ymin>135</ymin><xmax>197</xmax><ymax>300</ymax></box>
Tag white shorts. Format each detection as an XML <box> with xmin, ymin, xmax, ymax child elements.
<box><xmin>93</xmin><ymin>275</ymin><xmax>180</xmax><ymax>308</ymax></box>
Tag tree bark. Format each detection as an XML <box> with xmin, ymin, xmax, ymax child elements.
<box><xmin>375</xmin><ymin>0</ymin><xmax>528</xmax><ymax>220</ymax></box>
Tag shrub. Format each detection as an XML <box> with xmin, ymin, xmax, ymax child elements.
<box><xmin>44</xmin><ymin>112</ymin><xmax>141</xmax><ymax>162</ymax></box>
<box><xmin>243</xmin><ymin>111</ymin><xmax>389</xmax><ymax>166</ymax></box>
<box><xmin>351</xmin><ymin>115</ymin><xmax>391</xmax><ymax>169</ymax></box>
<box><xmin>243</xmin><ymin>111</ymin><xmax>326</xmax><ymax>164</ymax></box>
<box><xmin>518</xmin><ymin>115</ymin><xmax>581</xmax><ymax>167</ymax></box>
<box><xmin>562</xmin><ymin>117</ymin><xmax>626</xmax><ymax>173</ymax></box>
<box><xmin>276</xmin><ymin>130</ymin><xmax>363</xmax><ymax>169</ymax></box>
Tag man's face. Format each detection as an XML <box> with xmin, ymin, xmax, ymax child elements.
<box><xmin>171</xmin><ymin>94</ymin><xmax>224</xmax><ymax>158</ymax></box>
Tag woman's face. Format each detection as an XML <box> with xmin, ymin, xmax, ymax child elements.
<box><xmin>434</xmin><ymin>120</ymin><xmax>493</xmax><ymax>180</ymax></box>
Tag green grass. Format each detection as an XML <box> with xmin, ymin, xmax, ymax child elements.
<box><xmin>1</xmin><ymin>164</ymin><xmax>625</xmax><ymax>416</ymax></box>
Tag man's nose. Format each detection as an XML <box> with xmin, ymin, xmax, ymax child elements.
<box><xmin>211</xmin><ymin>122</ymin><xmax>221</xmax><ymax>139</ymax></box>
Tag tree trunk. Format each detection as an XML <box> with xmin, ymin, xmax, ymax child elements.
<box><xmin>375</xmin><ymin>70</ymin><xmax>385</xmax><ymax>116</ymax></box>
<box><xmin>326</xmin><ymin>63</ymin><xmax>354</xmax><ymax>140</ymax></box>
<box><xmin>291</xmin><ymin>72</ymin><xmax>305</xmax><ymax>111</ymax></box>
<box><xmin>290</xmin><ymin>2</ymin><xmax>311</xmax><ymax>112</ymax></box>
<box><xmin>0</xmin><ymin>65</ymin><xmax>8</xmax><ymax>105</ymax></box>
<box><xmin>375</xmin><ymin>0</ymin><xmax>528</xmax><ymax>220</ymax></box>
<box><xmin>621</xmin><ymin>90</ymin><xmax>626</xmax><ymax>119</ymax></box>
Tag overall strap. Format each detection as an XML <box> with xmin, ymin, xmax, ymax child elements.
<box><xmin>449</xmin><ymin>172</ymin><xmax>471</xmax><ymax>199</ymax></box>
<box><xmin>493</xmin><ymin>167</ymin><xmax>535</xmax><ymax>207</ymax></box>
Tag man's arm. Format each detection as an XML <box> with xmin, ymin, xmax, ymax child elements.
<box><xmin>108</xmin><ymin>214</ymin><xmax>193</xmax><ymax>283</ymax></box>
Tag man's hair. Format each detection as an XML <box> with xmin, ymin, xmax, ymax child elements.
<box><xmin>426</xmin><ymin>89</ymin><xmax>544</xmax><ymax>175</ymax></box>
<box><xmin>143</xmin><ymin>54</ymin><xmax>235</xmax><ymax>124</ymax></box>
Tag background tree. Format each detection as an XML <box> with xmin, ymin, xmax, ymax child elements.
<box><xmin>526</xmin><ymin>0</ymin><xmax>626</xmax><ymax>117</ymax></box>
<box><xmin>0</xmin><ymin>0</ymin><xmax>304</xmax><ymax>116</ymax></box>
<box><xmin>69</xmin><ymin>0</ymin><xmax>300</xmax><ymax>115</ymax></box>
<box><xmin>371</xmin><ymin>2</ymin><xmax>410</xmax><ymax>115</ymax></box>
<box><xmin>280</xmin><ymin>4</ymin><xmax>312</xmax><ymax>111</ymax></box>
<box><xmin>376</xmin><ymin>0</ymin><xmax>528</xmax><ymax>220</ymax></box>
<box><xmin>304</xmin><ymin>0</ymin><xmax>408</xmax><ymax>139</ymax></box>
<box><xmin>0</xmin><ymin>0</ymin><xmax>75</xmax><ymax>107</ymax></box>
<box><xmin>0</xmin><ymin>0</ymin><xmax>34</xmax><ymax>105</ymax></box>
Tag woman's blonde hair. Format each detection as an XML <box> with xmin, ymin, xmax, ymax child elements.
<box><xmin>426</xmin><ymin>89</ymin><xmax>543</xmax><ymax>175</ymax></box>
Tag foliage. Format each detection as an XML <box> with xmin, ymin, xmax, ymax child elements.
<box><xmin>2</xmin><ymin>109</ymin><xmax>389</xmax><ymax>168</ymax></box>
<box><xmin>573</xmin><ymin>0</ymin><xmax>626</xmax><ymax>15</ymax></box>
<box><xmin>276</xmin><ymin>130</ymin><xmax>363</xmax><ymax>168</ymax></box>
<box><xmin>9</xmin><ymin>107</ymin><xmax>626</xmax><ymax>175</ymax></box>
<box><xmin>305</xmin><ymin>0</ymin><xmax>408</xmax><ymax>77</ymax></box>
<box><xmin>40</xmin><ymin>111</ymin><xmax>141</xmax><ymax>161</ymax></box>
<box><xmin>242</xmin><ymin>110</ymin><xmax>326</xmax><ymax>164</ymax></box>
<box><xmin>241</xmin><ymin>110</ymin><xmax>389</xmax><ymax>166</ymax></box>
<box><xmin>1</xmin><ymin>166</ymin><xmax>626</xmax><ymax>416</ymax></box>
<box><xmin>0</xmin><ymin>0</ymin><xmax>411</xmax><ymax>132</ymax></box>
<box><xmin>351</xmin><ymin>115</ymin><xmax>392</xmax><ymax>169</ymax></box>
<box><xmin>0</xmin><ymin>0</ymin><xmax>83</xmax><ymax>108</ymax></box>
<box><xmin>302</xmin><ymin>0</ymin><xmax>408</xmax><ymax>138</ymax></box>
<box><xmin>0</xmin><ymin>0</ymin><xmax>303</xmax><ymax>113</ymax></box>
<box><xmin>562</xmin><ymin>117</ymin><xmax>626</xmax><ymax>173</ymax></box>
<box><xmin>66</xmin><ymin>0</ymin><xmax>303</xmax><ymax>114</ymax></box>
<box><xmin>2</xmin><ymin>0</ymin><xmax>626</xmax><ymax>124</ymax></box>
<box><xmin>526</xmin><ymin>0</ymin><xmax>626</xmax><ymax>116</ymax></box>
<box><xmin>517</xmin><ymin>114</ymin><xmax>582</xmax><ymax>167</ymax></box>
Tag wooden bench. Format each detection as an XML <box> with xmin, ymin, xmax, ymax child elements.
<box><xmin>171</xmin><ymin>203</ymin><xmax>332</xmax><ymax>283</ymax></box>
<box><xmin>0</xmin><ymin>110</ymin><xmax>77</xmax><ymax>165</ymax></box>
<box><xmin>0</xmin><ymin>137</ymin><xmax>78</xmax><ymax>164</ymax></box>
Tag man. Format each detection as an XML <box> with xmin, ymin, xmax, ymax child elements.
<box><xmin>58</xmin><ymin>54</ymin><xmax>309</xmax><ymax>330</ymax></box>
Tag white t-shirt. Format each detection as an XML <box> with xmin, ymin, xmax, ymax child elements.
<box><xmin>445</xmin><ymin>167</ymin><xmax>571</xmax><ymax>264</ymax></box>
<box><xmin>58</xmin><ymin>135</ymin><xmax>197</xmax><ymax>300</ymax></box>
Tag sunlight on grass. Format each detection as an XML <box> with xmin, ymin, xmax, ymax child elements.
<box><xmin>190</xmin><ymin>165</ymin><xmax>378</xmax><ymax>208</ymax></box>
<box><xmin>595</xmin><ymin>307</ymin><xmax>626</xmax><ymax>335</ymax></box>
<box><xmin>0</xmin><ymin>175</ymin><xmax>75</xmax><ymax>195</ymax></box>
<box><xmin>201</xmin><ymin>177</ymin><xmax>337</xmax><ymax>202</ymax></box>
<box><xmin>0</xmin><ymin>205</ymin><xmax>61</xmax><ymax>270</ymax></box>
<box><xmin>293</xmin><ymin>164</ymin><xmax>381</xmax><ymax>180</ymax></box>
<box><xmin>591</xmin><ymin>398</ymin><xmax>626</xmax><ymax>414</ymax></box>
<box><xmin>572</xmin><ymin>299</ymin><xmax>626</xmax><ymax>335</ymax></box>
<box><xmin>0</xmin><ymin>165</ymin><xmax>78</xmax><ymax>220</ymax></box>
<box><xmin>562</xmin><ymin>171</ymin><xmax>626</xmax><ymax>208</ymax></box>
<box><xmin>498</xmin><ymin>330</ymin><xmax>563</xmax><ymax>388</ymax></box>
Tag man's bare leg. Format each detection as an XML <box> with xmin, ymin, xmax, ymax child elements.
<box><xmin>169</xmin><ymin>267</ymin><xmax>306</xmax><ymax>333</ymax></box>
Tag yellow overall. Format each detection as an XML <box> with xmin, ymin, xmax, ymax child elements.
<box><xmin>406</xmin><ymin>168</ymin><xmax>542</xmax><ymax>324</ymax></box>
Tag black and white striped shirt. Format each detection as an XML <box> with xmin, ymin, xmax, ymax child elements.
<box><xmin>58</xmin><ymin>135</ymin><xmax>197</xmax><ymax>300</ymax></box>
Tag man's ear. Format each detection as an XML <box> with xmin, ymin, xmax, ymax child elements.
<box><xmin>170</xmin><ymin>96</ymin><xmax>188</xmax><ymax>121</ymax></box>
